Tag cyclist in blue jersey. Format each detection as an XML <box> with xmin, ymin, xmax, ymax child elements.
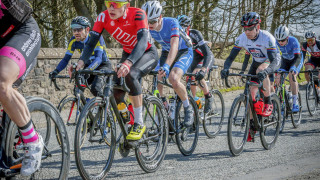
<box><xmin>49</xmin><ymin>16</ymin><xmax>110</xmax><ymax>96</ymax></box>
<box><xmin>141</xmin><ymin>1</ymin><xmax>194</xmax><ymax>127</ymax></box>
<box><xmin>274</xmin><ymin>26</ymin><xmax>303</xmax><ymax>112</ymax></box>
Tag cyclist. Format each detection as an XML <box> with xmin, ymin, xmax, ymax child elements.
<box><xmin>302</xmin><ymin>31</ymin><xmax>320</xmax><ymax>95</ymax></box>
<box><xmin>142</xmin><ymin>1</ymin><xmax>194</xmax><ymax>127</ymax></box>
<box><xmin>78</xmin><ymin>0</ymin><xmax>158</xmax><ymax>140</ymax></box>
<box><xmin>0</xmin><ymin>0</ymin><xmax>43</xmax><ymax>176</ymax></box>
<box><xmin>177</xmin><ymin>15</ymin><xmax>215</xmax><ymax>114</ymax></box>
<box><xmin>274</xmin><ymin>26</ymin><xmax>303</xmax><ymax>112</ymax></box>
<box><xmin>49</xmin><ymin>16</ymin><xmax>110</xmax><ymax>97</ymax></box>
<box><xmin>221</xmin><ymin>12</ymin><xmax>281</xmax><ymax>117</ymax></box>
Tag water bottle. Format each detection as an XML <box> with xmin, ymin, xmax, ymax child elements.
<box><xmin>194</xmin><ymin>96</ymin><xmax>202</xmax><ymax>109</ymax></box>
<box><xmin>169</xmin><ymin>97</ymin><xmax>176</xmax><ymax>119</ymax></box>
<box><xmin>117</xmin><ymin>102</ymin><xmax>130</xmax><ymax>123</ymax></box>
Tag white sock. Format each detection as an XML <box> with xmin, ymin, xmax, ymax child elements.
<box><xmin>182</xmin><ymin>99</ymin><xmax>189</xmax><ymax>108</ymax></box>
<box><xmin>292</xmin><ymin>95</ymin><xmax>298</xmax><ymax>105</ymax></box>
<box><xmin>133</xmin><ymin>106</ymin><xmax>143</xmax><ymax>125</ymax></box>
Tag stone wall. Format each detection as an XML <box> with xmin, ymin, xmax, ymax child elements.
<box><xmin>18</xmin><ymin>48</ymin><xmax>244</xmax><ymax>106</ymax></box>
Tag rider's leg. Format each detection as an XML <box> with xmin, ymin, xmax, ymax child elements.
<box><xmin>304</xmin><ymin>63</ymin><xmax>314</xmax><ymax>83</ymax></box>
<box><xmin>169</xmin><ymin>67</ymin><xmax>188</xmax><ymax>103</ymax></box>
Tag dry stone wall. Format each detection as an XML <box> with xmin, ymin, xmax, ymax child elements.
<box><xmin>18</xmin><ymin>48</ymin><xmax>244</xmax><ymax>106</ymax></box>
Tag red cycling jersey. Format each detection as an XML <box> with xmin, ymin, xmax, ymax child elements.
<box><xmin>93</xmin><ymin>7</ymin><xmax>152</xmax><ymax>54</ymax></box>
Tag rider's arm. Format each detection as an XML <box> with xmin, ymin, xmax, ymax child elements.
<box><xmin>223</xmin><ymin>47</ymin><xmax>241</xmax><ymax>69</ymax></box>
<box><xmin>291</xmin><ymin>38</ymin><xmax>302</xmax><ymax>67</ymax></box>
<box><xmin>196</xmin><ymin>40</ymin><xmax>214</xmax><ymax>68</ymax></box>
<box><xmin>264</xmin><ymin>50</ymin><xmax>280</xmax><ymax>74</ymax></box>
<box><xmin>126</xmin><ymin>28</ymin><xmax>149</xmax><ymax>64</ymax></box>
<box><xmin>87</xmin><ymin>45</ymin><xmax>104</xmax><ymax>70</ymax></box>
<box><xmin>166</xmin><ymin>37</ymin><xmax>179</xmax><ymax>66</ymax></box>
<box><xmin>241</xmin><ymin>51</ymin><xmax>250</xmax><ymax>72</ymax></box>
<box><xmin>56</xmin><ymin>38</ymin><xmax>76</xmax><ymax>72</ymax></box>
<box><xmin>302</xmin><ymin>42</ymin><xmax>307</xmax><ymax>62</ymax></box>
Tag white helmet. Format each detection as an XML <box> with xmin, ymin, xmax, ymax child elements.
<box><xmin>274</xmin><ymin>26</ymin><xmax>290</xmax><ymax>41</ymax></box>
<box><xmin>141</xmin><ymin>1</ymin><xmax>162</xmax><ymax>20</ymax></box>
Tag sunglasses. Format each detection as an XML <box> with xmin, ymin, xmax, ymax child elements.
<box><xmin>105</xmin><ymin>1</ymin><xmax>128</xmax><ymax>9</ymax></box>
<box><xmin>72</xmin><ymin>28</ymin><xmax>84</xmax><ymax>33</ymax></box>
<box><xmin>243</xmin><ymin>25</ymin><xmax>256</xmax><ymax>32</ymax></box>
<box><xmin>148</xmin><ymin>18</ymin><xmax>159</xmax><ymax>25</ymax></box>
<box><xmin>278</xmin><ymin>39</ymin><xmax>287</xmax><ymax>42</ymax></box>
<box><xmin>307</xmin><ymin>38</ymin><xmax>315</xmax><ymax>41</ymax></box>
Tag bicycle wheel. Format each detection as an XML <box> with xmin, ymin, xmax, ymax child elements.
<box><xmin>135</xmin><ymin>96</ymin><xmax>168</xmax><ymax>173</ymax></box>
<box><xmin>5</xmin><ymin>97</ymin><xmax>70</xmax><ymax>179</ymax></box>
<box><xmin>203</xmin><ymin>90</ymin><xmax>225</xmax><ymax>138</ymax></box>
<box><xmin>58</xmin><ymin>96</ymin><xmax>83</xmax><ymax>152</ymax></box>
<box><xmin>74</xmin><ymin>97</ymin><xmax>115</xmax><ymax>180</ymax></box>
<box><xmin>306</xmin><ymin>82</ymin><xmax>317</xmax><ymax>116</ymax></box>
<box><xmin>276</xmin><ymin>87</ymin><xmax>286</xmax><ymax>133</ymax></box>
<box><xmin>175</xmin><ymin>95</ymin><xmax>199</xmax><ymax>156</ymax></box>
<box><xmin>260</xmin><ymin>94</ymin><xmax>281</xmax><ymax>150</ymax></box>
<box><xmin>227</xmin><ymin>95</ymin><xmax>249</xmax><ymax>156</ymax></box>
<box><xmin>291</xmin><ymin>92</ymin><xmax>302</xmax><ymax>128</ymax></box>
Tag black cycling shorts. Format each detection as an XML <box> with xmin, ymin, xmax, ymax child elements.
<box><xmin>248</xmin><ymin>60</ymin><xmax>272</xmax><ymax>83</ymax></box>
<box><xmin>0</xmin><ymin>17</ymin><xmax>41</xmax><ymax>86</ymax></box>
<box><xmin>305</xmin><ymin>57</ymin><xmax>320</xmax><ymax>69</ymax></box>
<box><xmin>187</xmin><ymin>56</ymin><xmax>214</xmax><ymax>73</ymax></box>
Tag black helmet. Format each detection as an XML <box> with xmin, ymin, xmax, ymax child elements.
<box><xmin>71</xmin><ymin>16</ymin><xmax>91</xmax><ymax>29</ymax></box>
<box><xmin>241</xmin><ymin>12</ymin><xmax>261</xmax><ymax>27</ymax></box>
<box><xmin>177</xmin><ymin>15</ymin><xmax>191</xmax><ymax>28</ymax></box>
<box><xmin>305</xmin><ymin>31</ymin><xmax>316</xmax><ymax>39</ymax></box>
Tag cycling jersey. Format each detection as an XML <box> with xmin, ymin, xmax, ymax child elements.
<box><xmin>0</xmin><ymin>0</ymin><xmax>32</xmax><ymax>39</ymax></box>
<box><xmin>188</xmin><ymin>29</ymin><xmax>214</xmax><ymax>69</ymax></box>
<box><xmin>93</xmin><ymin>7</ymin><xmax>152</xmax><ymax>54</ymax></box>
<box><xmin>277</xmin><ymin>36</ymin><xmax>301</xmax><ymax>60</ymax></box>
<box><xmin>150</xmin><ymin>17</ymin><xmax>190</xmax><ymax>51</ymax></box>
<box><xmin>234</xmin><ymin>30</ymin><xmax>281</xmax><ymax>63</ymax></box>
<box><xmin>56</xmin><ymin>31</ymin><xmax>108</xmax><ymax>72</ymax></box>
<box><xmin>302</xmin><ymin>40</ymin><xmax>320</xmax><ymax>59</ymax></box>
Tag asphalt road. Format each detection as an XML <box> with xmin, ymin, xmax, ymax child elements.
<box><xmin>65</xmin><ymin>86</ymin><xmax>320</xmax><ymax>180</ymax></box>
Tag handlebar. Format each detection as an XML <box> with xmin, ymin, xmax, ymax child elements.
<box><xmin>185</xmin><ymin>73</ymin><xmax>205</xmax><ymax>88</ymax></box>
<box><xmin>225</xmin><ymin>73</ymin><xmax>265</xmax><ymax>91</ymax></box>
<box><xmin>49</xmin><ymin>75</ymin><xmax>70</xmax><ymax>91</ymax></box>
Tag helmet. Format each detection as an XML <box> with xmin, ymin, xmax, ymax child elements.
<box><xmin>71</xmin><ymin>16</ymin><xmax>91</xmax><ymax>29</ymax></box>
<box><xmin>141</xmin><ymin>1</ymin><xmax>162</xmax><ymax>20</ymax></box>
<box><xmin>305</xmin><ymin>31</ymin><xmax>316</xmax><ymax>39</ymax></box>
<box><xmin>177</xmin><ymin>15</ymin><xmax>191</xmax><ymax>27</ymax></box>
<box><xmin>274</xmin><ymin>26</ymin><xmax>290</xmax><ymax>40</ymax></box>
<box><xmin>241</xmin><ymin>12</ymin><xmax>261</xmax><ymax>27</ymax></box>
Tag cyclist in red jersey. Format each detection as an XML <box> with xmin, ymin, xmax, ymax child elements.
<box><xmin>77</xmin><ymin>0</ymin><xmax>158</xmax><ymax>141</ymax></box>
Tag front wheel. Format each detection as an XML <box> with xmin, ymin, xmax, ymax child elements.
<box><xmin>306</xmin><ymin>83</ymin><xmax>317</xmax><ymax>116</ymax></box>
<box><xmin>260</xmin><ymin>94</ymin><xmax>281</xmax><ymax>150</ymax></box>
<box><xmin>291</xmin><ymin>92</ymin><xmax>302</xmax><ymax>128</ymax></box>
<box><xmin>276</xmin><ymin>87</ymin><xmax>286</xmax><ymax>133</ymax></box>
<box><xmin>227</xmin><ymin>95</ymin><xmax>249</xmax><ymax>156</ymax></box>
<box><xmin>135</xmin><ymin>96</ymin><xmax>168</xmax><ymax>173</ymax></box>
<box><xmin>202</xmin><ymin>90</ymin><xmax>225</xmax><ymax>138</ymax></box>
<box><xmin>175</xmin><ymin>95</ymin><xmax>199</xmax><ymax>156</ymax></box>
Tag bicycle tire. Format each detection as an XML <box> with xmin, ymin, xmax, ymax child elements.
<box><xmin>203</xmin><ymin>90</ymin><xmax>225</xmax><ymax>138</ymax></box>
<box><xmin>260</xmin><ymin>94</ymin><xmax>281</xmax><ymax>150</ymax></box>
<box><xmin>175</xmin><ymin>95</ymin><xmax>199</xmax><ymax>156</ymax></box>
<box><xmin>135</xmin><ymin>96</ymin><xmax>168</xmax><ymax>173</ymax></box>
<box><xmin>276</xmin><ymin>87</ymin><xmax>286</xmax><ymax>133</ymax></box>
<box><xmin>291</xmin><ymin>92</ymin><xmax>302</xmax><ymax>128</ymax></box>
<box><xmin>306</xmin><ymin>82</ymin><xmax>317</xmax><ymax>116</ymax></box>
<box><xmin>227</xmin><ymin>95</ymin><xmax>249</xmax><ymax>156</ymax></box>
<box><xmin>74</xmin><ymin>97</ymin><xmax>116</xmax><ymax>180</ymax></box>
<box><xmin>5</xmin><ymin>97</ymin><xmax>70</xmax><ymax>180</ymax></box>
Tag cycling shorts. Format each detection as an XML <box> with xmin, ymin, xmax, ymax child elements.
<box><xmin>305</xmin><ymin>57</ymin><xmax>320</xmax><ymax>69</ymax></box>
<box><xmin>279</xmin><ymin>58</ymin><xmax>303</xmax><ymax>73</ymax></box>
<box><xmin>0</xmin><ymin>17</ymin><xmax>41</xmax><ymax>86</ymax></box>
<box><xmin>248</xmin><ymin>60</ymin><xmax>271</xmax><ymax>83</ymax></box>
<box><xmin>187</xmin><ymin>56</ymin><xmax>214</xmax><ymax>73</ymax></box>
<box><xmin>156</xmin><ymin>48</ymin><xmax>193</xmax><ymax>74</ymax></box>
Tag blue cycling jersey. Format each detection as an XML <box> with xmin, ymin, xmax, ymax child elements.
<box><xmin>149</xmin><ymin>17</ymin><xmax>189</xmax><ymax>51</ymax></box>
<box><xmin>277</xmin><ymin>36</ymin><xmax>301</xmax><ymax>60</ymax></box>
<box><xmin>56</xmin><ymin>31</ymin><xmax>108</xmax><ymax>72</ymax></box>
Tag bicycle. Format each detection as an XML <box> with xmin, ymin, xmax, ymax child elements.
<box><xmin>225</xmin><ymin>73</ymin><xmax>281</xmax><ymax>156</ymax></box>
<box><xmin>73</xmin><ymin>69</ymin><xmax>168</xmax><ymax>179</ymax></box>
<box><xmin>300</xmin><ymin>68</ymin><xmax>320</xmax><ymax>116</ymax></box>
<box><xmin>152</xmin><ymin>71</ymin><xmax>200</xmax><ymax>156</ymax></box>
<box><xmin>0</xmin><ymin>96</ymin><xmax>70</xmax><ymax>179</ymax></box>
<box><xmin>274</xmin><ymin>71</ymin><xmax>302</xmax><ymax>132</ymax></box>
<box><xmin>198</xmin><ymin>66</ymin><xmax>225</xmax><ymax>138</ymax></box>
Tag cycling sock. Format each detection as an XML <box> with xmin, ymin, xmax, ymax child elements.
<box><xmin>292</xmin><ymin>95</ymin><xmax>298</xmax><ymax>105</ymax></box>
<box><xmin>19</xmin><ymin>120</ymin><xmax>39</xmax><ymax>144</ymax></box>
<box><xmin>204</xmin><ymin>92</ymin><xmax>212</xmax><ymax>99</ymax></box>
<box><xmin>133</xmin><ymin>106</ymin><xmax>143</xmax><ymax>125</ymax></box>
<box><xmin>264</xmin><ymin>96</ymin><xmax>271</xmax><ymax>105</ymax></box>
<box><xmin>182</xmin><ymin>99</ymin><xmax>190</xmax><ymax>108</ymax></box>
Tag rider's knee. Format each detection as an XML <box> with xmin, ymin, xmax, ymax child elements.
<box><xmin>169</xmin><ymin>74</ymin><xmax>179</xmax><ymax>88</ymax></box>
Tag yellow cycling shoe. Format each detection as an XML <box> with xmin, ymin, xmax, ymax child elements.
<box><xmin>126</xmin><ymin>123</ymin><xmax>146</xmax><ymax>141</ymax></box>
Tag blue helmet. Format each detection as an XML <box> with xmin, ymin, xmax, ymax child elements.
<box><xmin>177</xmin><ymin>15</ymin><xmax>191</xmax><ymax>27</ymax></box>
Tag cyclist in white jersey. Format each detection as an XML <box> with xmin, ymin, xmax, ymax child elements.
<box><xmin>221</xmin><ymin>12</ymin><xmax>281</xmax><ymax>117</ymax></box>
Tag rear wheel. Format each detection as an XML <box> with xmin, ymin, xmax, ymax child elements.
<box><xmin>276</xmin><ymin>87</ymin><xmax>286</xmax><ymax>133</ymax></box>
<box><xmin>202</xmin><ymin>90</ymin><xmax>225</xmax><ymax>138</ymax></box>
<box><xmin>227</xmin><ymin>95</ymin><xmax>249</xmax><ymax>156</ymax></box>
<box><xmin>306</xmin><ymin>82</ymin><xmax>317</xmax><ymax>116</ymax></box>
<box><xmin>260</xmin><ymin>94</ymin><xmax>281</xmax><ymax>150</ymax></box>
<box><xmin>175</xmin><ymin>95</ymin><xmax>199</xmax><ymax>156</ymax></box>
